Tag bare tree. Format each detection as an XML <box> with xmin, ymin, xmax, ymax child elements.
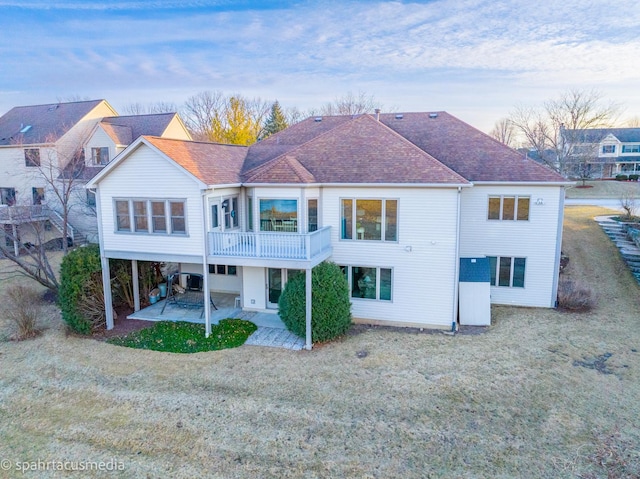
<box><xmin>320</xmin><ymin>91</ymin><xmax>382</xmax><ymax>116</ymax></box>
<box><xmin>508</xmin><ymin>89</ymin><xmax>621</xmax><ymax>176</ymax></box>
<box><xmin>181</xmin><ymin>91</ymin><xmax>227</xmax><ymax>141</ymax></box>
<box><xmin>620</xmin><ymin>192</ymin><xmax>637</xmax><ymax>220</ymax></box>
<box><xmin>122</xmin><ymin>101</ymin><xmax>178</xmax><ymax>115</ymax></box>
<box><xmin>489</xmin><ymin>118</ymin><xmax>517</xmax><ymax>148</ymax></box>
<box><xmin>626</xmin><ymin>116</ymin><xmax>640</xmax><ymax>128</ymax></box>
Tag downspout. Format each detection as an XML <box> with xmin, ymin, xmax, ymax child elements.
<box><xmin>551</xmin><ymin>188</ymin><xmax>565</xmax><ymax>307</ymax></box>
<box><xmin>201</xmin><ymin>190</ymin><xmax>211</xmax><ymax>337</ymax></box>
<box><xmin>451</xmin><ymin>187</ymin><xmax>462</xmax><ymax>332</ymax></box>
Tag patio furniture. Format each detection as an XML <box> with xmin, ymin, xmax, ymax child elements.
<box><xmin>160</xmin><ymin>272</ymin><xmax>217</xmax><ymax>317</ymax></box>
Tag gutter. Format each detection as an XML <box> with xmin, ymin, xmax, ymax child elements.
<box><xmin>451</xmin><ymin>186</ymin><xmax>462</xmax><ymax>332</ymax></box>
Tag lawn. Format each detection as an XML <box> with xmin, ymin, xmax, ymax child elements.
<box><xmin>0</xmin><ymin>206</ymin><xmax>639</xmax><ymax>478</ymax></box>
<box><xmin>565</xmin><ymin>179</ymin><xmax>640</xmax><ymax>198</ymax></box>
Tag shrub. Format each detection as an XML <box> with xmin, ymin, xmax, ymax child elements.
<box><xmin>629</xmin><ymin>174</ymin><xmax>639</xmax><ymax>181</ymax></box>
<box><xmin>278</xmin><ymin>261</ymin><xmax>352</xmax><ymax>342</ymax></box>
<box><xmin>59</xmin><ymin>244</ymin><xmax>104</xmax><ymax>334</ymax></box>
<box><xmin>557</xmin><ymin>278</ymin><xmax>596</xmax><ymax>312</ymax></box>
<box><xmin>615</xmin><ymin>174</ymin><xmax>628</xmax><ymax>181</ymax></box>
<box><xmin>4</xmin><ymin>285</ymin><xmax>42</xmax><ymax>340</ymax></box>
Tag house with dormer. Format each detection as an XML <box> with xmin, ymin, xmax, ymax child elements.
<box><xmin>87</xmin><ymin>111</ymin><xmax>569</xmax><ymax>349</ymax></box>
<box><xmin>0</xmin><ymin>100</ymin><xmax>190</xmax><ymax>252</ymax></box>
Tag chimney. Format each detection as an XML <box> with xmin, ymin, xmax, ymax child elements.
<box><xmin>375</xmin><ymin>109</ymin><xmax>380</xmax><ymax>121</ymax></box>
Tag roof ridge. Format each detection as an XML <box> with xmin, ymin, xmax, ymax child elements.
<box><xmin>142</xmin><ymin>135</ymin><xmax>249</xmax><ymax>149</ymax></box>
<box><xmin>244</xmin><ymin>154</ymin><xmax>315</xmax><ymax>183</ymax></box>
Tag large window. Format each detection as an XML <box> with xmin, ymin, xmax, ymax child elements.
<box><xmin>24</xmin><ymin>149</ymin><xmax>40</xmax><ymax>167</ymax></box>
<box><xmin>622</xmin><ymin>145</ymin><xmax>640</xmax><ymax>153</ymax></box>
<box><xmin>91</xmin><ymin>147</ymin><xmax>109</xmax><ymax>165</ymax></box>
<box><xmin>487</xmin><ymin>256</ymin><xmax>526</xmax><ymax>288</ymax></box>
<box><xmin>341</xmin><ymin>199</ymin><xmax>397</xmax><ymax>241</ymax></box>
<box><xmin>115</xmin><ymin>199</ymin><xmax>187</xmax><ymax>235</ymax></box>
<box><xmin>260</xmin><ymin>199</ymin><xmax>298</xmax><ymax>232</ymax></box>
<box><xmin>341</xmin><ymin>265</ymin><xmax>392</xmax><ymax>301</ymax></box>
<box><xmin>488</xmin><ymin>196</ymin><xmax>529</xmax><ymax>221</ymax></box>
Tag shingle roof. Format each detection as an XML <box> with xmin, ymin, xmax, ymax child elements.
<box><xmin>565</xmin><ymin>128</ymin><xmax>640</xmax><ymax>144</ymax></box>
<box><xmin>244</xmin><ymin>114</ymin><xmax>468</xmax><ymax>184</ymax></box>
<box><xmin>144</xmin><ymin>136</ymin><xmax>246</xmax><ymax>185</ymax></box>
<box><xmin>100</xmin><ymin>113</ymin><xmax>181</xmax><ymax>144</ymax></box>
<box><xmin>0</xmin><ymin>100</ymin><xmax>107</xmax><ymax>146</ymax></box>
<box><xmin>379</xmin><ymin>112</ymin><xmax>566</xmax><ymax>182</ymax></box>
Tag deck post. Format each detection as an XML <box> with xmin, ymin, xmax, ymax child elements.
<box><xmin>12</xmin><ymin>224</ymin><xmax>19</xmax><ymax>257</ymax></box>
<box><xmin>305</xmin><ymin>267</ymin><xmax>312</xmax><ymax>350</ymax></box>
<box><xmin>101</xmin><ymin>255</ymin><xmax>114</xmax><ymax>330</ymax></box>
<box><xmin>132</xmin><ymin>260</ymin><xmax>140</xmax><ymax>312</ymax></box>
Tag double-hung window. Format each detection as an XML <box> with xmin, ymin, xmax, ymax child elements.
<box><xmin>24</xmin><ymin>148</ymin><xmax>40</xmax><ymax>167</ymax></box>
<box><xmin>488</xmin><ymin>196</ymin><xmax>529</xmax><ymax>221</ymax></box>
<box><xmin>224</xmin><ymin>197</ymin><xmax>239</xmax><ymax>229</ymax></box>
<box><xmin>341</xmin><ymin>199</ymin><xmax>397</xmax><ymax>241</ymax></box>
<box><xmin>91</xmin><ymin>147</ymin><xmax>109</xmax><ymax>165</ymax></box>
<box><xmin>115</xmin><ymin>199</ymin><xmax>187</xmax><ymax>235</ymax></box>
<box><xmin>487</xmin><ymin>256</ymin><xmax>526</xmax><ymax>288</ymax></box>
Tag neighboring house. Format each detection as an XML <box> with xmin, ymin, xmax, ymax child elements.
<box><xmin>561</xmin><ymin>127</ymin><xmax>640</xmax><ymax>178</ymax></box>
<box><xmin>87</xmin><ymin>112</ymin><xmax>569</xmax><ymax>349</ymax></box>
<box><xmin>0</xmin><ymin>100</ymin><xmax>191</xmax><ymax>252</ymax></box>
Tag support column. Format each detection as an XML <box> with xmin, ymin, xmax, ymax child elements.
<box><xmin>12</xmin><ymin>224</ymin><xmax>19</xmax><ymax>257</ymax></box>
<box><xmin>132</xmin><ymin>259</ymin><xmax>140</xmax><ymax>312</ymax></box>
<box><xmin>305</xmin><ymin>267</ymin><xmax>312</xmax><ymax>350</ymax></box>
<box><xmin>101</xmin><ymin>255</ymin><xmax>114</xmax><ymax>330</ymax></box>
<box><xmin>203</xmin><ymin>262</ymin><xmax>211</xmax><ymax>337</ymax></box>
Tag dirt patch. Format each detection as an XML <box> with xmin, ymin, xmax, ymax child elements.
<box><xmin>93</xmin><ymin>317</ymin><xmax>155</xmax><ymax>340</ymax></box>
<box><xmin>573</xmin><ymin>353</ymin><xmax>614</xmax><ymax>374</ymax></box>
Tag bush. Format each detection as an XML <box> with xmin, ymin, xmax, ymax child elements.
<box><xmin>4</xmin><ymin>285</ymin><xmax>42</xmax><ymax>340</ymax></box>
<box><xmin>278</xmin><ymin>262</ymin><xmax>352</xmax><ymax>342</ymax></box>
<box><xmin>557</xmin><ymin>278</ymin><xmax>596</xmax><ymax>312</ymax></box>
<box><xmin>629</xmin><ymin>174</ymin><xmax>639</xmax><ymax>181</ymax></box>
<box><xmin>615</xmin><ymin>174</ymin><xmax>628</xmax><ymax>181</ymax></box>
<box><xmin>59</xmin><ymin>244</ymin><xmax>104</xmax><ymax>334</ymax></box>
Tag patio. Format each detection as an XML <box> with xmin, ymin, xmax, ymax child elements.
<box><xmin>126</xmin><ymin>292</ymin><xmax>305</xmax><ymax>350</ymax></box>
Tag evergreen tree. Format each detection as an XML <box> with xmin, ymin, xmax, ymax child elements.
<box><xmin>262</xmin><ymin>101</ymin><xmax>288</xmax><ymax>139</ymax></box>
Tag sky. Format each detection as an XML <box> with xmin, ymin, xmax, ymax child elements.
<box><xmin>1</xmin><ymin>0</ymin><xmax>639</xmax><ymax>133</ymax></box>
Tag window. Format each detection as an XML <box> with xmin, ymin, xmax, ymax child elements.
<box><xmin>133</xmin><ymin>201</ymin><xmax>148</xmax><ymax>232</ymax></box>
<box><xmin>602</xmin><ymin>145</ymin><xmax>616</xmax><ymax>154</ymax></box>
<box><xmin>115</xmin><ymin>200</ymin><xmax>130</xmax><ymax>232</ymax></box>
<box><xmin>622</xmin><ymin>145</ymin><xmax>640</xmax><ymax>153</ymax></box>
<box><xmin>151</xmin><ymin>201</ymin><xmax>167</xmax><ymax>233</ymax></box>
<box><xmin>91</xmin><ymin>147</ymin><xmax>109</xmax><ymax>165</ymax></box>
<box><xmin>0</xmin><ymin>187</ymin><xmax>16</xmax><ymax>206</ymax></box>
<box><xmin>24</xmin><ymin>149</ymin><xmax>40</xmax><ymax>167</ymax></box>
<box><xmin>223</xmin><ymin>197</ymin><xmax>239</xmax><ymax>229</ymax></box>
<box><xmin>341</xmin><ymin>199</ymin><xmax>397</xmax><ymax>241</ymax></box>
<box><xmin>259</xmin><ymin>199</ymin><xmax>297</xmax><ymax>232</ymax></box>
<box><xmin>488</xmin><ymin>256</ymin><xmax>526</xmax><ymax>288</ymax></box>
<box><xmin>488</xmin><ymin>196</ymin><xmax>529</xmax><ymax>221</ymax></box>
<box><xmin>211</xmin><ymin>204</ymin><xmax>219</xmax><ymax>229</ymax></box>
<box><xmin>308</xmin><ymin>199</ymin><xmax>318</xmax><ymax>232</ymax></box>
<box><xmin>247</xmin><ymin>197</ymin><xmax>253</xmax><ymax>231</ymax></box>
<box><xmin>86</xmin><ymin>190</ymin><xmax>96</xmax><ymax>207</ymax></box>
<box><xmin>341</xmin><ymin>265</ymin><xmax>392</xmax><ymax>301</ymax></box>
<box><xmin>32</xmin><ymin>187</ymin><xmax>44</xmax><ymax>205</ymax></box>
<box><xmin>208</xmin><ymin>264</ymin><xmax>237</xmax><ymax>275</ymax></box>
<box><xmin>114</xmin><ymin>199</ymin><xmax>186</xmax><ymax>235</ymax></box>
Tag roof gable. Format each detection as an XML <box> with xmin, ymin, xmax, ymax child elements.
<box><xmin>100</xmin><ymin>113</ymin><xmax>185</xmax><ymax>143</ymax></box>
<box><xmin>244</xmin><ymin>114</ymin><xmax>468</xmax><ymax>185</ymax></box>
<box><xmin>380</xmin><ymin>112</ymin><xmax>566</xmax><ymax>182</ymax></box>
<box><xmin>0</xmin><ymin>100</ymin><xmax>114</xmax><ymax>146</ymax></box>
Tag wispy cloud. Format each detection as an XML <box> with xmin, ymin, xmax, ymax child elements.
<box><xmin>1</xmin><ymin>0</ymin><xmax>639</xmax><ymax>130</ymax></box>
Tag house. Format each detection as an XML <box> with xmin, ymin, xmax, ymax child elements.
<box><xmin>561</xmin><ymin>127</ymin><xmax>640</xmax><ymax>178</ymax></box>
<box><xmin>0</xmin><ymin>100</ymin><xmax>191</xmax><ymax>252</ymax></box>
<box><xmin>87</xmin><ymin>111</ymin><xmax>570</xmax><ymax>349</ymax></box>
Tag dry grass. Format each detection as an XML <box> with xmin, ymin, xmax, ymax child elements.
<box><xmin>3</xmin><ymin>285</ymin><xmax>44</xmax><ymax>340</ymax></box>
<box><xmin>557</xmin><ymin>278</ymin><xmax>597</xmax><ymax>312</ymax></box>
<box><xmin>1</xmin><ymin>207</ymin><xmax>639</xmax><ymax>478</ymax></box>
<box><xmin>565</xmin><ymin>180</ymin><xmax>640</xmax><ymax>199</ymax></box>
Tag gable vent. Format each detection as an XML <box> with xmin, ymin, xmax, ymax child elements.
<box><xmin>429</xmin><ymin>113</ymin><xmax>438</xmax><ymax>118</ymax></box>
<box><xmin>314</xmin><ymin>117</ymin><xmax>322</xmax><ymax>122</ymax></box>
<box><xmin>395</xmin><ymin>114</ymin><xmax>403</xmax><ymax>120</ymax></box>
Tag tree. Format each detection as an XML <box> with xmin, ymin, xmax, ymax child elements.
<box><xmin>508</xmin><ymin>89</ymin><xmax>620</xmax><ymax>176</ymax></box>
<box><xmin>122</xmin><ymin>101</ymin><xmax>178</xmax><ymax>115</ymax></box>
<box><xmin>0</xmin><ymin>126</ymin><xmax>92</xmax><ymax>291</ymax></box>
<box><xmin>261</xmin><ymin>101</ymin><xmax>288</xmax><ymax>139</ymax></box>
<box><xmin>626</xmin><ymin>116</ymin><xmax>640</xmax><ymax>128</ymax></box>
<box><xmin>182</xmin><ymin>91</ymin><xmax>269</xmax><ymax>144</ymax></box>
<box><xmin>489</xmin><ymin>118</ymin><xmax>517</xmax><ymax>148</ymax></box>
<box><xmin>319</xmin><ymin>91</ymin><xmax>382</xmax><ymax>116</ymax></box>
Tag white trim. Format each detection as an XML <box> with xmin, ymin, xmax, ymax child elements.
<box><xmin>244</xmin><ymin>182</ymin><xmax>472</xmax><ymax>188</ymax></box>
<box><xmin>104</xmin><ymin>250</ymin><xmax>202</xmax><ymax>263</ymax></box>
<box><xmin>473</xmin><ymin>181</ymin><xmax>574</xmax><ymax>186</ymax></box>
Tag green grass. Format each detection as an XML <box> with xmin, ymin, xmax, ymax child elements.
<box><xmin>107</xmin><ymin>319</ymin><xmax>257</xmax><ymax>353</ymax></box>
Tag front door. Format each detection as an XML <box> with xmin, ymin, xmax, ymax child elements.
<box><xmin>267</xmin><ymin>268</ymin><xmax>282</xmax><ymax>308</ymax></box>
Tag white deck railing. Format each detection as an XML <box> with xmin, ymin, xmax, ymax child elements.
<box><xmin>0</xmin><ymin>205</ymin><xmax>50</xmax><ymax>223</ymax></box>
<box><xmin>209</xmin><ymin>226</ymin><xmax>331</xmax><ymax>261</ymax></box>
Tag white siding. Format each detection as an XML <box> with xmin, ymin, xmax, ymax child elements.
<box><xmin>162</xmin><ymin>117</ymin><xmax>192</xmax><ymax>140</ymax></box>
<box><xmin>97</xmin><ymin>144</ymin><xmax>205</xmax><ymax>258</ymax></box>
<box><xmin>459</xmin><ymin>185</ymin><xmax>563</xmax><ymax>307</ymax></box>
<box><xmin>242</xmin><ymin>266</ymin><xmax>267</xmax><ymax>310</ymax></box>
<box><xmin>323</xmin><ymin>186</ymin><xmax>460</xmax><ymax>328</ymax></box>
